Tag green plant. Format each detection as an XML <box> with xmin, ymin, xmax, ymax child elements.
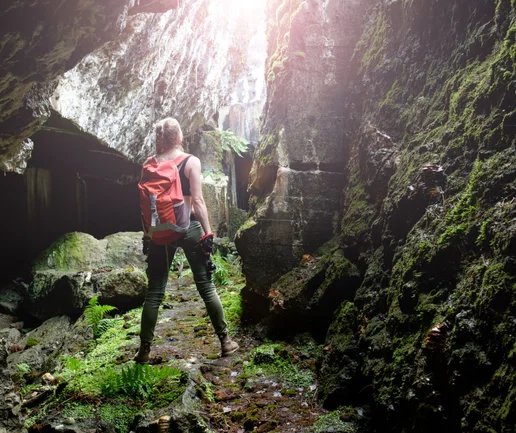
<box><xmin>169</xmin><ymin>247</ymin><xmax>187</xmax><ymax>275</ymax></box>
<box><xmin>219</xmin><ymin>284</ymin><xmax>244</xmax><ymax>332</ymax></box>
<box><xmin>212</xmin><ymin>252</ymin><xmax>230</xmax><ymax>286</ymax></box>
<box><xmin>97</xmin><ymin>402</ymin><xmax>140</xmax><ymax>433</ymax></box>
<box><xmin>15</xmin><ymin>363</ymin><xmax>31</xmax><ymax>375</ymax></box>
<box><xmin>312</xmin><ymin>409</ymin><xmax>356</xmax><ymax>433</ymax></box>
<box><xmin>242</xmin><ymin>343</ymin><xmax>314</xmax><ymax>388</ymax></box>
<box><xmin>25</xmin><ymin>338</ymin><xmax>38</xmax><ymax>348</ymax></box>
<box><xmin>84</xmin><ymin>296</ymin><xmax>117</xmax><ymax>338</ymax></box>
<box><xmin>61</xmin><ymin>402</ymin><xmax>94</xmax><ymax>420</ymax></box>
<box><xmin>100</xmin><ymin>363</ymin><xmax>183</xmax><ymax>400</ymax></box>
<box><xmin>65</xmin><ymin>356</ymin><xmax>85</xmax><ymax>374</ymax></box>
<box><xmin>205</xmin><ymin>129</ymin><xmax>249</xmax><ymax>157</ymax></box>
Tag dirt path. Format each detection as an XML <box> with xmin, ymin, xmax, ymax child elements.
<box><xmin>143</xmin><ymin>273</ymin><xmax>352</xmax><ymax>433</ymax></box>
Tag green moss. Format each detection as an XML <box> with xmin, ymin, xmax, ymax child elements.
<box><xmin>241</xmin><ymin>343</ymin><xmax>314</xmax><ymax>388</ymax></box>
<box><xmin>254</xmin><ymin>132</ymin><xmax>278</xmax><ymax>167</ymax></box>
<box><xmin>33</xmin><ymin>232</ymin><xmax>85</xmax><ymax>272</ymax></box>
<box><xmin>327</xmin><ymin>302</ymin><xmax>356</xmax><ymax>347</ymax></box>
<box><xmin>311</xmin><ymin>409</ymin><xmax>356</xmax><ymax>433</ymax></box>
<box><xmin>340</xmin><ymin>170</ymin><xmax>374</xmax><ymax>243</ymax></box>
<box><xmin>25</xmin><ymin>337</ymin><xmax>38</xmax><ymax>348</ymax></box>
<box><xmin>220</xmin><ymin>286</ymin><xmax>243</xmax><ymax>332</ymax></box>
<box><xmin>230</xmin><ymin>411</ymin><xmax>247</xmax><ymax>422</ymax></box>
<box><xmin>97</xmin><ymin>401</ymin><xmax>140</xmax><ymax>433</ymax></box>
<box><xmin>236</xmin><ymin>217</ymin><xmax>257</xmax><ymax>235</ymax></box>
<box><xmin>228</xmin><ymin>206</ymin><xmax>248</xmax><ymax>239</ymax></box>
<box><xmin>147</xmin><ymin>371</ymin><xmax>188</xmax><ymax>408</ymax></box>
<box><xmin>61</xmin><ymin>402</ymin><xmax>94</xmax><ymax>420</ymax></box>
<box><xmin>356</xmin><ymin>9</ymin><xmax>390</xmax><ymax>73</ymax></box>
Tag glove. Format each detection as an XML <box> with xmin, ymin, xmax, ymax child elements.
<box><xmin>199</xmin><ymin>233</ymin><xmax>214</xmax><ymax>256</ymax></box>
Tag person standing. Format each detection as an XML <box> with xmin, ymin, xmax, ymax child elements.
<box><xmin>135</xmin><ymin>117</ymin><xmax>239</xmax><ymax>363</ymax></box>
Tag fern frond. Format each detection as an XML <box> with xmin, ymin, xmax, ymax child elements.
<box><xmin>84</xmin><ymin>296</ymin><xmax>117</xmax><ymax>338</ymax></box>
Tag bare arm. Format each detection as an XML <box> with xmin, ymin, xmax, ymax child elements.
<box><xmin>186</xmin><ymin>156</ymin><xmax>212</xmax><ymax>235</ymax></box>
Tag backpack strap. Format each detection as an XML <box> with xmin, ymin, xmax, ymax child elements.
<box><xmin>173</xmin><ymin>153</ymin><xmax>191</xmax><ymax>167</ymax></box>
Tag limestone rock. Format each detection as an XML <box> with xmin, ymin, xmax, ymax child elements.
<box><xmin>0</xmin><ymin>284</ymin><xmax>24</xmax><ymax>316</ymax></box>
<box><xmin>50</xmin><ymin>0</ymin><xmax>266</xmax><ymax>165</ymax></box>
<box><xmin>7</xmin><ymin>316</ymin><xmax>72</xmax><ymax>372</ymax></box>
<box><xmin>0</xmin><ymin>341</ymin><xmax>24</xmax><ymax>432</ymax></box>
<box><xmin>237</xmin><ymin>167</ymin><xmax>346</xmax><ymax>298</ymax></box>
<box><xmin>26</xmin><ymin>231</ymin><xmax>148</xmax><ymax>320</ymax></box>
<box><xmin>0</xmin><ymin>0</ymin><xmax>130</xmax><ymax>173</ymax></box>
<box><xmin>255</xmin><ymin>248</ymin><xmax>361</xmax><ymax>336</ymax></box>
<box><xmin>236</xmin><ymin>0</ymin><xmax>368</xmax><ymax>301</ymax></box>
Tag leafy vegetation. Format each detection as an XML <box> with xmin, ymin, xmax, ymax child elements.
<box><xmin>241</xmin><ymin>343</ymin><xmax>314</xmax><ymax>388</ymax></box>
<box><xmin>311</xmin><ymin>408</ymin><xmax>357</xmax><ymax>433</ymax></box>
<box><xmin>100</xmin><ymin>363</ymin><xmax>185</xmax><ymax>400</ymax></box>
<box><xmin>212</xmin><ymin>250</ymin><xmax>244</xmax><ymax>331</ymax></box>
<box><xmin>84</xmin><ymin>296</ymin><xmax>117</xmax><ymax>338</ymax></box>
<box><xmin>204</xmin><ymin>129</ymin><xmax>249</xmax><ymax>157</ymax></box>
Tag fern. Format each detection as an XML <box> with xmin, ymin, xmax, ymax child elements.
<box><xmin>100</xmin><ymin>364</ymin><xmax>182</xmax><ymax>399</ymax></box>
<box><xmin>219</xmin><ymin>130</ymin><xmax>249</xmax><ymax>157</ymax></box>
<box><xmin>205</xmin><ymin>129</ymin><xmax>249</xmax><ymax>157</ymax></box>
<box><xmin>84</xmin><ymin>296</ymin><xmax>117</xmax><ymax>338</ymax></box>
<box><xmin>211</xmin><ymin>252</ymin><xmax>230</xmax><ymax>286</ymax></box>
<box><xmin>65</xmin><ymin>357</ymin><xmax>84</xmax><ymax>373</ymax></box>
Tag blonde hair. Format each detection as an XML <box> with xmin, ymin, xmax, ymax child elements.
<box><xmin>155</xmin><ymin>117</ymin><xmax>183</xmax><ymax>150</ymax></box>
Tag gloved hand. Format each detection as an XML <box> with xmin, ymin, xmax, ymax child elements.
<box><xmin>199</xmin><ymin>233</ymin><xmax>214</xmax><ymax>256</ymax></box>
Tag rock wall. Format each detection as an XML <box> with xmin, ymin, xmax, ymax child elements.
<box><xmin>236</xmin><ymin>0</ymin><xmax>370</xmax><ymax>303</ymax></box>
<box><xmin>241</xmin><ymin>0</ymin><xmax>516</xmax><ymax>431</ymax></box>
<box><xmin>50</xmin><ymin>0</ymin><xmax>265</xmax><ymax>165</ymax></box>
<box><xmin>326</xmin><ymin>1</ymin><xmax>516</xmax><ymax>431</ymax></box>
<box><xmin>0</xmin><ymin>0</ymin><xmax>131</xmax><ymax>173</ymax></box>
<box><xmin>0</xmin><ymin>0</ymin><xmax>266</xmax><ymax>281</ymax></box>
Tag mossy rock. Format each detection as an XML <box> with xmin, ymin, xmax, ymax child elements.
<box><xmin>33</xmin><ymin>232</ymin><xmax>106</xmax><ymax>273</ymax></box>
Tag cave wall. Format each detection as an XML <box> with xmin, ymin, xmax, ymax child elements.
<box><xmin>0</xmin><ymin>0</ymin><xmax>267</xmax><ymax>282</ymax></box>
<box><xmin>0</xmin><ymin>0</ymin><xmax>132</xmax><ymax>173</ymax></box>
<box><xmin>0</xmin><ymin>121</ymin><xmax>142</xmax><ymax>282</ymax></box>
<box><xmin>50</xmin><ymin>0</ymin><xmax>265</xmax><ymax>165</ymax></box>
<box><xmin>328</xmin><ymin>0</ymin><xmax>516</xmax><ymax>431</ymax></box>
<box><xmin>236</xmin><ymin>0</ymin><xmax>370</xmax><ymax>300</ymax></box>
<box><xmin>240</xmin><ymin>0</ymin><xmax>516</xmax><ymax>431</ymax></box>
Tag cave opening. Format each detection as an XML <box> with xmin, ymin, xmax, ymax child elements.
<box><xmin>0</xmin><ymin>114</ymin><xmax>142</xmax><ymax>283</ymax></box>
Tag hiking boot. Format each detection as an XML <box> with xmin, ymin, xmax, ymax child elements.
<box><xmin>220</xmin><ymin>334</ymin><xmax>239</xmax><ymax>357</ymax></box>
<box><xmin>134</xmin><ymin>341</ymin><xmax>151</xmax><ymax>364</ymax></box>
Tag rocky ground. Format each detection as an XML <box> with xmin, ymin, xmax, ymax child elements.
<box><xmin>126</xmin><ymin>273</ymin><xmax>364</xmax><ymax>433</ymax></box>
<box><xmin>2</xmin><ymin>261</ymin><xmax>368</xmax><ymax>433</ymax></box>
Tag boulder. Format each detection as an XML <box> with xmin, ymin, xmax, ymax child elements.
<box><xmin>256</xmin><ymin>248</ymin><xmax>362</xmax><ymax>337</ymax></box>
<box><xmin>6</xmin><ymin>315</ymin><xmax>73</xmax><ymax>372</ymax></box>
<box><xmin>0</xmin><ymin>327</ymin><xmax>22</xmax><ymax>352</ymax></box>
<box><xmin>0</xmin><ymin>314</ymin><xmax>16</xmax><ymax>332</ymax></box>
<box><xmin>26</xmin><ymin>232</ymin><xmax>148</xmax><ymax>321</ymax></box>
<box><xmin>0</xmin><ymin>341</ymin><xmax>23</xmax><ymax>433</ymax></box>
<box><xmin>0</xmin><ymin>284</ymin><xmax>24</xmax><ymax>316</ymax></box>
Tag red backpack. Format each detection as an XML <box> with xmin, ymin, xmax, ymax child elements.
<box><xmin>138</xmin><ymin>154</ymin><xmax>191</xmax><ymax>245</ymax></box>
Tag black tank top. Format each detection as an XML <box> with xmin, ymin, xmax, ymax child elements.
<box><xmin>178</xmin><ymin>156</ymin><xmax>192</xmax><ymax>196</ymax></box>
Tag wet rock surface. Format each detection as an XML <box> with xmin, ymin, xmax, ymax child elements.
<box><xmin>2</xmin><ymin>272</ymin><xmax>366</xmax><ymax>433</ymax></box>
<box><xmin>236</xmin><ymin>0</ymin><xmax>369</xmax><ymax>300</ymax></box>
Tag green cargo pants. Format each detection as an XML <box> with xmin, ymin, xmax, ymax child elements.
<box><xmin>140</xmin><ymin>220</ymin><xmax>228</xmax><ymax>343</ymax></box>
